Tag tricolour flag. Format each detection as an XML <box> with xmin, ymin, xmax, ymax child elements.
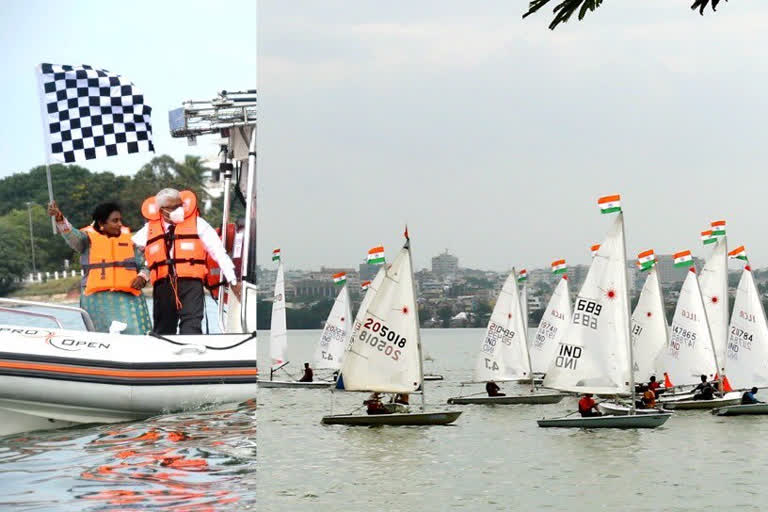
<box><xmin>711</xmin><ymin>220</ymin><xmax>726</xmax><ymax>237</ymax></box>
<box><xmin>700</xmin><ymin>230</ymin><xmax>716</xmax><ymax>245</ymax></box>
<box><xmin>673</xmin><ymin>250</ymin><xmax>694</xmax><ymax>268</ymax></box>
<box><xmin>367</xmin><ymin>246</ymin><xmax>385</xmax><ymax>265</ymax></box>
<box><xmin>637</xmin><ymin>249</ymin><xmax>656</xmax><ymax>271</ymax></box>
<box><xmin>517</xmin><ymin>269</ymin><xmax>528</xmax><ymax>282</ymax></box>
<box><xmin>361</xmin><ymin>280</ymin><xmax>371</xmax><ymax>290</ymax></box>
<box><xmin>728</xmin><ymin>246</ymin><xmax>748</xmax><ymax>261</ymax></box>
<box><xmin>272</xmin><ymin>248</ymin><xmax>281</xmax><ymax>262</ymax></box>
<box><xmin>551</xmin><ymin>259</ymin><xmax>567</xmax><ymax>275</ymax></box>
<box><xmin>597</xmin><ymin>194</ymin><xmax>621</xmax><ymax>214</ymax></box>
<box><xmin>333</xmin><ymin>272</ymin><xmax>347</xmax><ymax>285</ymax></box>
<box><xmin>591</xmin><ymin>244</ymin><xmax>601</xmax><ymax>257</ymax></box>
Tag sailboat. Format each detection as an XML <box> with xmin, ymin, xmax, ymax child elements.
<box><xmin>322</xmin><ymin>232</ymin><xmax>462</xmax><ymax>426</ymax></box>
<box><xmin>599</xmin><ymin>250</ymin><xmax>672</xmax><ymax>416</ymax></box>
<box><xmin>312</xmin><ymin>281</ymin><xmax>353</xmax><ymax>376</ymax></box>
<box><xmin>713</xmin><ymin>249</ymin><xmax>768</xmax><ymax>415</ymax></box>
<box><xmin>655</xmin><ymin>247</ymin><xmax>740</xmax><ymax>409</ymax></box>
<box><xmin>447</xmin><ymin>267</ymin><xmax>564</xmax><ymax>405</ymax></box>
<box><xmin>529</xmin><ymin>260</ymin><xmax>572</xmax><ymax>378</ymax></box>
<box><xmin>259</xmin><ymin>251</ymin><xmax>331</xmax><ymax>389</ymax></box>
<box><xmin>699</xmin><ymin>222</ymin><xmax>729</xmax><ymax>382</ymax></box>
<box><xmin>538</xmin><ymin>195</ymin><xmax>671</xmax><ymax>428</ymax></box>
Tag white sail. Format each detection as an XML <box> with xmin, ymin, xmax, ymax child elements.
<box><xmin>631</xmin><ymin>267</ymin><xmax>668</xmax><ymax>383</ymax></box>
<box><xmin>269</xmin><ymin>262</ymin><xmax>288</xmax><ymax>367</ymax></box>
<box><xmin>473</xmin><ymin>270</ymin><xmax>531</xmax><ymax>382</ymax></box>
<box><xmin>313</xmin><ymin>284</ymin><xmax>352</xmax><ymax>370</ymax></box>
<box><xmin>655</xmin><ymin>269</ymin><xmax>717</xmax><ymax>386</ymax></box>
<box><xmin>543</xmin><ymin>214</ymin><xmax>631</xmax><ymax>395</ymax></box>
<box><xmin>699</xmin><ymin>238</ymin><xmax>729</xmax><ymax>375</ymax></box>
<box><xmin>725</xmin><ymin>267</ymin><xmax>768</xmax><ymax>389</ymax></box>
<box><xmin>530</xmin><ymin>276</ymin><xmax>571</xmax><ymax>375</ymax></box>
<box><xmin>339</xmin><ymin>243</ymin><xmax>421</xmax><ymax>393</ymax></box>
<box><xmin>348</xmin><ymin>265</ymin><xmax>386</xmax><ymax>350</ymax></box>
<box><xmin>520</xmin><ymin>283</ymin><xmax>529</xmax><ymax>333</ymax></box>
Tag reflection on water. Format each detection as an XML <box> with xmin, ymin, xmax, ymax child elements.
<box><xmin>0</xmin><ymin>401</ymin><xmax>257</xmax><ymax>511</ymax></box>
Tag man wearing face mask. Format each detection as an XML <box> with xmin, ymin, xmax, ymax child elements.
<box><xmin>133</xmin><ymin>188</ymin><xmax>242</xmax><ymax>334</ymax></box>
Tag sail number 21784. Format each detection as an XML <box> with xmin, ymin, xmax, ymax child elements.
<box><xmin>359</xmin><ymin>318</ymin><xmax>407</xmax><ymax>361</ymax></box>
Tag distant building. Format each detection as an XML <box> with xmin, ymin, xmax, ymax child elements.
<box><xmin>432</xmin><ymin>250</ymin><xmax>459</xmax><ymax>280</ymax></box>
<box><xmin>656</xmin><ymin>254</ymin><xmax>704</xmax><ymax>288</ymax></box>
<box><xmin>359</xmin><ymin>263</ymin><xmax>381</xmax><ymax>283</ymax></box>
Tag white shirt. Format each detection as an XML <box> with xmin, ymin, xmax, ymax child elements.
<box><xmin>132</xmin><ymin>217</ymin><xmax>238</xmax><ymax>284</ymax></box>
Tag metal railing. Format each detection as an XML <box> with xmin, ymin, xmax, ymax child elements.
<box><xmin>0</xmin><ymin>298</ymin><xmax>96</xmax><ymax>332</ymax></box>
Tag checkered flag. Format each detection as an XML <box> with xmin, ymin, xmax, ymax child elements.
<box><xmin>37</xmin><ymin>63</ymin><xmax>154</xmax><ymax>163</ymax></box>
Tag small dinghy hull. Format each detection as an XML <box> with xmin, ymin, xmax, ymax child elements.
<box><xmin>447</xmin><ymin>393</ymin><xmax>564</xmax><ymax>405</ymax></box>
<box><xmin>598</xmin><ymin>402</ymin><xmax>672</xmax><ymax>416</ymax></box>
<box><xmin>712</xmin><ymin>403</ymin><xmax>768</xmax><ymax>416</ymax></box>
<box><xmin>537</xmin><ymin>413</ymin><xmax>672</xmax><ymax>429</ymax></box>
<box><xmin>321</xmin><ymin>410</ymin><xmax>462</xmax><ymax>426</ymax></box>
<box><xmin>423</xmin><ymin>374</ymin><xmax>444</xmax><ymax>381</ymax></box>
<box><xmin>663</xmin><ymin>392</ymin><xmax>742</xmax><ymax>410</ymax></box>
<box><xmin>257</xmin><ymin>380</ymin><xmax>331</xmax><ymax>389</ymax></box>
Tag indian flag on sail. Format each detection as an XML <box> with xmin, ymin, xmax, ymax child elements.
<box><xmin>361</xmin><ymin>280</ymin><xmax>371</xmax><ymax>290</ymax></box>
<box><xmin>597</xmin><ymin>194</ymin><xmax>621</xmax><ymax>214</ymax></box>
<box><xmin>637</xmin><ymin>249</ymin><xmax>656</xmax><ymax>271</ymax></box>
<box><xmin>272</xmin><ymin>248</ymin><xmax>281</xmax><ymax>261</ymax></box>
<box><xmin>332</xmin><ymin>272</ymin><xmax>347</xmax><ymax>286</ymax></box>
<box><xmin>673</xmin><ymin>250</ymin><xmax>694</xmax><ymax>268</ymax></box>
<box><xmin>591</xmin><ymin>244</ymin><xmax>600</xmax><ymax>257</ymax></box>
<box><xmin>711</xmin><ymin>220</ymin><xmax>726</xmax><ymax>237</ymax></box>
<box><xmin>518</xmin><ymin>269</ymin><xmax>528</xmax><ymax>282</ymax></box>
<box><xmin>551</xmin><ymin>259</ymin><xmax>567</xmax><ymax>275</ymax></box>
<box><xmin>700</xmin><ymin>230</ymin><xmax>716</xmax><ymax>245</ymax></box>
<box><xmin>367</xmin><ymin>246</ymin><xmax>385</xmax><ymax>265</ymax></box>
<box><xmin>728</xmin><ymin>245</ymin><xmax>748</xmax><ymax>261</ymax></box>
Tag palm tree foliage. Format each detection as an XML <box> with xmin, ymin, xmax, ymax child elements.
<box><xmin>523</xmin><ymin>0</ymin><xmax>728</xmax><ymax>30</ymax></box>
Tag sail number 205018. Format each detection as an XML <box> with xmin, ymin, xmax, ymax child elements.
<box><xmin>359</xmin><ymin>318</ymin><xmax>407</xmax><ymax>361</ymax></box>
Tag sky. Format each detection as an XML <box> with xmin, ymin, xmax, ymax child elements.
<box><xmin>4</xmin><ymin>1</ymin><xmax>768</xmax><ymax>273</ymax></box>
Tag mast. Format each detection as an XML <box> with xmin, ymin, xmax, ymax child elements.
<box><xmin>719</xmin><ymin>235</ymin><xmax>729</xmax><ymax>386</ymax></box>
<box><xmin>404</xmin><ymin>229</ymin><xmax>425</xmax><ymax>412</ymax></box>
<box><xmin>619</xmin><ymin>212</ymin><xmax>636</xmax><ymax>415</ymax></box>
<box><xmin>696</xmin><ymin>264</ymin><xmax>722</xmax><ymax>388</ymax></box>
<box><xmin>652</xmin><ymin>264</ymin><xmax>669</xmax><ymax>380</ymax></box>
<box><xmin>515</xmin><ymin>268</ymin><xmax>536</xmax><ymax>393</ymax></box>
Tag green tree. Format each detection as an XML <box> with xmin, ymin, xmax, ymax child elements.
<box><xmin>524</xmin><ymin>0</ymin><xmax>725</xmax><ymax>31</ymax></box>
<box><xmin>0</xmin><ymin>216</ymin><xmax>28</xmax><ymax>295</ymax></box>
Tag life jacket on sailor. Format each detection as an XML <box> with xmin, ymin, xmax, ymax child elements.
<box><xmin>141</xmin><ymin>190</ymin><xmax>207</xmax><ymax>284</ymax></box>
<box><xmin>80</xmin><ymin>225</ymin><xmax>141</xmax><ymax>296</ymax></box>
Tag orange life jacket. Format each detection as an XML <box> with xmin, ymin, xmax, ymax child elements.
<box><xmin>205</xmin><ymin>223</ymin><xmax>236</xmax><ymax>299</ymax></box>
<box><xmin>81</xmin><ymin>225</ymin><xmax>140</xmax><ymax>296</ymax></box>
<box><xmin>141</xmin><ymin>190</ymin><xmax>207</xmax><ymax>284</ymax></box>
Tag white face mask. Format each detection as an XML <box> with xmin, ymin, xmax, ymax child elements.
<box><xmin>168</xmin><ymin>206</ymin><xmax>185</xmax><ymax>224</ymax></box>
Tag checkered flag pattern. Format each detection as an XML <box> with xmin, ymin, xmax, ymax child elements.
<box><xmin>37</xmin><ymin>63</ymin><xmax>154</xmax><ymax>163</ymax></box>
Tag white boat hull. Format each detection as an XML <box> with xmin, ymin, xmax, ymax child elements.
<box><xmin>712</xmin><ymin>403</ymin><xmax>768</xmax><ymax>416</ymax></box>
<box><xmin>0</xmin><ymin>324</ymin><xmax>257</xmax><ymax>436</ymax></box>
<box><xmin>537</xmin><ymin>413</ymin><xmax>672</xmax><ymax>429</ymax></box>
<box><xmin>598</xmin><ymin>402</ymin><xmax>672</xmax><ymax>416</ymax></box>
<box><xmin>663</xmin><ymin>392</ymin><xmax>742</xmax><ymax>410</ymax></box>
<box><xmin>447</xmin><ymin>392</ymin><xmax>564</xmax><ymax>405</ymax></box>
<box><xmin>321</xmin><ymin>411</ymin><xmax>462</xmax><ymax>426</ymax></box>
<box><xmin>257</xmin><ymin>379</ymin><xmax>331</xmax><ymax>389</ymax></box>
<box><xmin>423</xmin><ymin>374</ymin><xmax>444</xmax><ymax>381</ymax></box>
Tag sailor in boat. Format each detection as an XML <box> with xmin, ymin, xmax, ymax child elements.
<box><xmin>578</xmin><ymin>394</ymin><xmax>602</xmax><ymax>417</ymax></box>
<box><xmin>691</xmin><ymin>374</ymin><xmax>718</xmax><ymax>401</ymax></box>
<box><xmin>48</xmin><ymin>201</ymin><xmax>152</xmax><ymax>334</ymax></box>
<box><xmin>648</xmin><ymin>375</ymin><xmax>665</xmax><ymax>397</ymax></box>
<box><xmin>133</xmin><ymin>188</ymin><xmax>241</xmax><ymax>334</ymax></box>
<box><xmin>741</xmin><ymin>387</ymin><xmax>763</xmax><ymax>405</ymax></box>
<box><xmin>298</xmin><ymin>363</ymin><xmax>314</xmax><ymax>382</ymax></box>
<box><xmin>364</xmin><ymin>392</ymin><xmax>390</xmax><ymax>415</ymax></box>
<box><xmin>639</xmin><ymin>384</ymin><xmax>657</xmax><ymax>409</ymax></box>
<box><xmin>486</xmin><ymin>380</ymin><xmax>506</xmax><ymax>397</ymax></box>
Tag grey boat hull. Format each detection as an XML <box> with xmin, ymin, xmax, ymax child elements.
<box><xmin>321</xmin><ymin>411</ymin><xmax>462</xmax><ymax>426</ymax></box>
<box><xmin>537</xmin><ymin>413</ymin><xmax>672</xmax><ymax>429</ymax></box>
<box><xmin>712</xmin><ymin>403</ymin><xmax>768</xmax><ymax>416</ymax></box>
<box><xmin>423</xmin><ymin>374</ymin><xmax>444</xmax><ymax>381</ymax></box>
<box><xmin>257</xmin><ymin>380</ymin><xmax>331</xmax><ymax>389</ymax></box>
<box><xmin>663</xmin><ymin>392</ymin><xmax>741</xmax><ymax>410</ymax></box>
<box><xmin>447</xmin><ymin>393</ymin><xmax>564</xmax><ymax>405</ymax></box>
